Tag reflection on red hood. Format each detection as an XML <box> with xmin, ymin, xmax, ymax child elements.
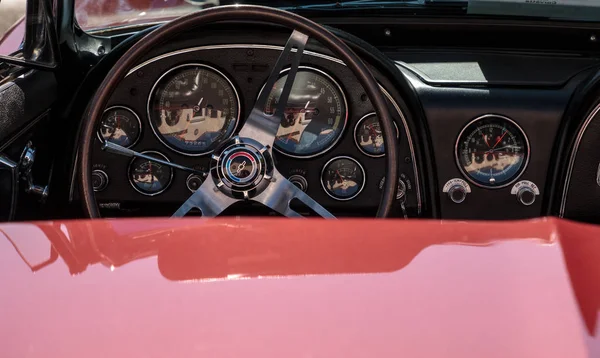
<box><xmin>0</xmin><ymin>217</ymin><xmax>599</xmax><ymax>357</ymax></box>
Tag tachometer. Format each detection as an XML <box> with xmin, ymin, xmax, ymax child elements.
<box><xmin>148</xmin><ymin>64</ymin><xmax>240</xmax><ymax>156</ymax></box>
<box><xmin>98</xmin><ymin>106</ymin><xmax>141</xmax><ymax>148</ymax></box>
<box><xmin>264</xmin><ymin>67</ymin><xmax>347</xmax><ymax>158</ymax></box>
<box><xmin>456</xmin><ymin>114</ymin><xmax>529</xmax><ymax>188</ymax></box>
<box><xmin>321</xmin><ymin>156</ymin><xmax>365</xmax><ymax>200</ymax></box>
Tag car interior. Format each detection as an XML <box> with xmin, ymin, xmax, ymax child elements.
<box><xmin>2</xmin><ymin>0</ymin><xmax>600</xmax><ymax>222</ymax></box>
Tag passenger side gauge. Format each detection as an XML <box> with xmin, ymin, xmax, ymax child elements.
<box><xmin>456</xmin><ymin>114</ymin><xmax>529</xmax><ymax>188</ymax></box>
<box><xmin>354</xmin><ymin>113</ymin><xmax>399</xmax><ymax>157</ymax></box>
<box><xmin>148</xmin><ymin>64</ymin><xmax>240</xmax><ymax>156</ymax></box>
<box><xmin>98</xmin><ymin>106</ymin><xmax>141</xmax><ymax>148</ymax></box>
<box><xmin>321</xmin><ymin>156</ymin><xmax>365</xmax><ymax>200</ymax></box>
<box><xmin>129</xmin><ymin>151</ymin><xmax>173</xmax><ymax>196</ymax></box>
<box><xmin>263</xmin><ymin>66</ymin><xmax>347</xmax><ymax>158</ymax></box>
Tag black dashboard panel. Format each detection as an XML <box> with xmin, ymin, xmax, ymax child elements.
<box><xmin>67</xmin><ymin>20</ymin><xmax>600</xmax><ymax>221</ymax></box>
<box><xmin>397</xmin><ymin>63</ymin><xmax>586</xmax><ymax>220</ymax></box>
<box><xmin>88</xmin><ymin>31</ymin><xmax>420</xmax><ymax>217</ymax></box>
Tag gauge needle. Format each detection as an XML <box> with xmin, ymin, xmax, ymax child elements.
<box><xmin>198</xmin><ymin>97</ymin><xmax>204</xmax><ymax>107</ymax></box>
<box><xmin>305</xmin><ymin>100</ymin><xmax>310</xmax><ymax>109</ymax></box>
<box><xmin>335</xmin><ymin>170</ymin><xmax>344</xmax><ymax>183</ymax></box>
<box><xmin>492</xmin><ymin>130</ymin><xmax>508</xmax><ymax>149</ymax></box>
<box><xmin>483</xmin><ymin>133</ymin><xmax>491</xmax><ymax>148</ymax></box>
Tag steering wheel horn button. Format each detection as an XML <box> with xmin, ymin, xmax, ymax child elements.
<box><xmin>211</xmin><ymin>136</ymin><xmax>274</xmax><ymax>200</ymax></box>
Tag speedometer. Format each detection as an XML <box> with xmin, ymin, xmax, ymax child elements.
<box><xmin>264</xmin><ymin>67</ymin><xmax>347</xmax><ymax>158</ymax></box>
<box><xmin>456</xmin><ymin>114</ymin><xmax>529</xmax><ymax>188</ymax></box>
<box><xmin>148</xmin><ymin>64</ymin><xmax>240</xmax><ymax>156</ymax></box>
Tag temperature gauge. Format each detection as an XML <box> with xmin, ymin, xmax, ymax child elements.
<box><xmin>354</xmin><ymin>113</ymin><xmax>399</xmax><ymax>157</ymax></box>
<box><xmin>321</xmin><ymin>156</ymin><xmax>365</xmax><ymax>200</ymax></box>
<box><xmin>128</xmin><ymin>151</ymin><xmax>173</xmax><ymax>196</ymax></box>
<box><xmin>98</xmin><ymin>106</ymin><xmax>142</xmax><ymax>148</ymax></box>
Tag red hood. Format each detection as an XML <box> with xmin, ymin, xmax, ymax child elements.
<box><xmin>0</xmin><ymin>217</ymin><xmax>599</xmax><ymax>357</ymax></box>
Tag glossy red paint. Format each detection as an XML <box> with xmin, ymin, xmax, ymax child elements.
<box><xmin>0</xmin><ymin>217</ymin><xmax>599</xmax><ymax>357</ymax></box>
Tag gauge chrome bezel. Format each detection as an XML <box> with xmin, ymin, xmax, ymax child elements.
<box><xmin>257</xmin><ymin>65</ymin><xmax>349</xmax><ymax>159</ymax></box>
<box><xmin>147</xmin><ymin>63</ymin><xmax>242</xmax><ymax>156</ymax></box>
<box><xmin>454</xmin><ymin>114</ymin><xmax>530</xmax><ymax>189</ymax></box>
<box><xmin>353</xmin><ymin>112</ymin><xmax>400</xmax><ymax>158</ymax></box>
<box><xmin>320</xmin><ymin>155</ymin><xmax>366</xmax><ymax>201</ymax></box>
<box><xmin>128</xmin><ymin>150</ymin><xmax>174</xmax><ymax>196</ymax></box>
<box><xmin>96</xmin><ymin>106</ymin><xmax>142</xmax><ymax>148</ymax></box>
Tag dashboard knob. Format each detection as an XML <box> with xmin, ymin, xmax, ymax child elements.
<box><xmin>397</xmin><ymin>180</ymin><xmax>407</xmax><ymax>200</ymax></box>
<box><xmin>517</xmin><ymin>187</ymin><xmax>536</xmax><ymax>206</ymax></box>
<box><xmin>288</xmin><ymin>175</ymin><xmax>308</xmax><ymax>192</ymax></box>
<box><xmin>448</xmin><ymin>185</ymin><xmax>467</xmax><ymax>204</ymax></box>
<box><xmin>186</xmin><ymin>174</ymin><xmax>204</xmax><ymax>192</ymax></box>
<box><xmin>511</xmin><ymin>180</ymin><xmax>539</xmax><ymax>206</ymax></box>
<box><xmin>442</xmin><ymin>178</ymin><xmax>471</xmax><ymax>204</ymax></box>
<box><xmin>91</xmin><ymin>170</ymin><xmax>109</xmax><ymax>192</ymax></box>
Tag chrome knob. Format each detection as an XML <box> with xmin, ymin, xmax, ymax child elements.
<box><xmin>91</xmin><ymin>170</ymin><xmax>109</xmax><ymax>192</ymax></box>
<box><xmin>289</xmin><ymin>174</ymin><xmax>308</xmax><ymax>192</ymax></box>
<box><xmin>443</xmin><ymin>178</ymin><xmax>471</xmax><ymax>204</ymax></box>
<box><xmin>517</xmin><ymin>187</ymin><xmax>536</xmax><ymax>206</ymax></box>
<box><xmin>448</xmin><ymin>185</ymin><xmax>467</xmax><ymax>204</ymax></box>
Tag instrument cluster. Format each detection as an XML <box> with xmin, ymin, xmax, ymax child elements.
<box><xmin>90</xmin><ymin>44</ymin><xmax>419</xmax><ymax>216</ymax></box>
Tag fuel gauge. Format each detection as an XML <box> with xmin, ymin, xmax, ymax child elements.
<box><xmin>354</xmin><ymin>113</ymin><xmax>399</xmax><ymax>157</ymax></box>
<box><xmin>321</xmin><ymin>156</ymin><xmax>365</xmax><ymax>200</ymax></box>
<box><xmin>128</xmin><ymin>151</ymin><xmax>173</xmax><ymax>196</ymax></box>
<box><xmin>98</xmin><ymin>106</ymin><xmax>142</xmax><ymax>148</ymax></box>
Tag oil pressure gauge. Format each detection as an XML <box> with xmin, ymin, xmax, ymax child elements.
<box><xmin>321</xmin><ymin>156</ymin><xmax>365</xmax><ymax>200</ymax></box>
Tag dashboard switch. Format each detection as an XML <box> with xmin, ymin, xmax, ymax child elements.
<box><xmin>289</xmin><ymin>175</ymin><xmax>308</xmax><ymax>192</ymax></box>
<box><xmin>186</xmin><ymin>174</ymin><xmax>204</xmax><ymax>193</ymax></box>
<box><xmin>92</xmin><ymin>170</ymin><xmax>109</xmax><ymax>192</ymax></box>
<box><xmin>443</xmin><ymin>178</ymin><xmax>471</xmax><ymax>204</ymax></box>
<box><xmin>511</xmin><ymin>180</ymin><xmax>540</xmax><ymax>206</ymax></box>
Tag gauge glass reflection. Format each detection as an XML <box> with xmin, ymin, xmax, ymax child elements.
<box><xmin>98</xmin><ymin>106</ymin><xmax>141</xmax><ymax>148</ymax></box>
<box><xmin>264</xmin><ymin>67</ymin><xmax>347</xmax><ymax>158</ymax></box>
<box><xmin>149</xmin><ymin>64</ymin><xmax>240</xmax><ymax>155</ymax></box>
<box><xmin>354</xmin><ymin>113</ymin><xmax>399</xmax><ymax>157</ymax></box>
<box><xmin>456</xmin><ymin>115</ymin><xmax>529</xmax><ymax>188</ymax></box>
<box><xmin>321</xmin><ymin>156</ymin><xmax>365</xmax><ymax>200</ymax></box>
<box><xmin>129</xmin><ymin>151</ymin><xmax>173</xmax><ymax>196</ymax></box>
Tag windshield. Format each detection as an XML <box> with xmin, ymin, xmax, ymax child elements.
<box><xmin>75</xmin><ymin>0</ymin><xmax>600</xmax><ymax>32</ymax></box>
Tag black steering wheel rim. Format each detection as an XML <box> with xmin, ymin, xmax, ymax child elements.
<box><xmin>78</xmin><ymin>5</ymin><xmax>399</xmax><ymax>218</ymax></box>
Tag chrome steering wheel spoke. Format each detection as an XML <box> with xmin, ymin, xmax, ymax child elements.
<box><xmin>253</xmin><ymin>170</ymin><xmax>335</xmax><ymax>218</ymax></box>
<box><xmin>172</xmin><ymin>177</ymin><xmax>237</xmax><ymax>217</ymax></box>
<box><xmin>238</xmin><ymin>30</ymin><xmax>309</xmax><ymax>147</ymax></box>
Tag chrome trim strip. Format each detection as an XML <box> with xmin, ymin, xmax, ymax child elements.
<box><xmin>77</xmin><ymin>43</ymin><xmax>421</xmax><ymax>214</ymax></box>
<box><xmin>320</xmin><ymin>155</ymin><xmax>366</xmax><ymax>201</ymax></box>
<box><xmin>126</xmin><ymin>44</ymin><xmax>345</xmax><ymax>76</ymax></box>
<box><xmin>146</xmin><ymin>63</ymin><xmax>242</xmax><ymax>156</ymax></box>
<box><xmin>380</xmin><ymin>86</ymin><xmax>421</xmax><ymax>214</ymax></box>
<box><xmin>559</xmin><ymin>102</ymin><xmax>600</xmax><ymax>217</ymax></box>
<box><xmin>454</xmin><ymin>114</ymin><xmax>530</xmax><ymax>190</ymax></box>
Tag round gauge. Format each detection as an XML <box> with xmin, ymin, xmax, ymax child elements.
<box><xmin>148</xmin><ymin>64</ymin><xmax>240</xmax><ymax>156</ymax></box>
<box><xmin>128</xmin><ymin>151</ymin><xmax>174</xmax><ymax>196</ymax></box>
<box><xmin>97</xmin><ymin>106</ymin><xmax>141</xmax><ymax>148</ymax></box>
<box><xmin>456</xmin><ymin>114</ymin><xmax>529</xmax><ymax>188</ymax></box>
<box><xmin>264</xmin><ymin>67</ymin><xmax>347</xmax><ymax>158</ymax></box>
<box><xmin>321</xmin><ymin>156</ymin><xmax>365</xmax><ymax>200</ymax></box>
<box><xmin>354</xmin><ymin>113</ymin><xmax>399</xmax><ymax>157</ymax></box>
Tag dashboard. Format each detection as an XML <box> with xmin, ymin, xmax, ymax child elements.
<box><xmin>64</xmin><ymin>20</ymin><xmax>600</xmax><ymax>221</ymax></box>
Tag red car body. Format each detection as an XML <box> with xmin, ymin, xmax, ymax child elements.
<box><xmin>1</xmin><ymin>217</ymin><xmax>599</xmax><ymax>357</ymax></box>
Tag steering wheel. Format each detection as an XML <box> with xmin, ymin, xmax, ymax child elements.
<box><xmin>78</xmin><ymin>5</ymin><xmax>399</xmax><ymax>218</ymax></box>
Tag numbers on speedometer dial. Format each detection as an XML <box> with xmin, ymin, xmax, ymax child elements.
<box><xmin>148</xmin><ymin>64</ymin><xmax>240</xmax><ymax>156</ymax></box>
<box><xmin>456</xmin><ymin>115</ymin><xmax>529</xmax><ymax>188</ymax></box>
<box><xmin>264</xmin><ymin>67</ymin><xmax>348</xmax><ymax>158</ymax></box>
